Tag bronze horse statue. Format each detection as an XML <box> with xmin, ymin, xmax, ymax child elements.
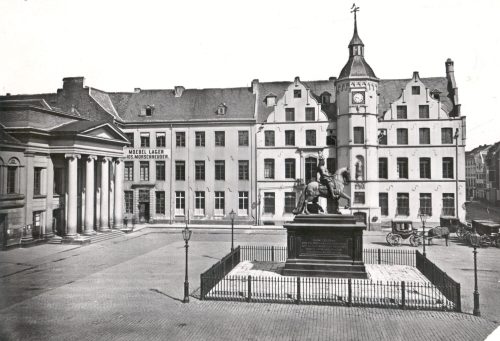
<box><xmin>293</xmin><ymin>167</ymin><xmax>351</xmax><ymax>215</ymax></box>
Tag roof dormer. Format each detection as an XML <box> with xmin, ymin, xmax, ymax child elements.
<box><xmin>216</xmin><ymin>103</ymin><xmax>227</xmax><ymax>116</ymax></box>
<box><xmin>264</xmin><ymin>93</ymin><xmax>277</xmax><ymax>107</ymax></box>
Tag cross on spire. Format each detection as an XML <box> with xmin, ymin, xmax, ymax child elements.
<box><xmin>351</xmin><ymin>3</ymin><xmax>360</xmax><ymax>28</ymax></box>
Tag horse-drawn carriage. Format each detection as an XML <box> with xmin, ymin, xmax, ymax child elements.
<box><xmin>470</xmin><ymin>220</ymin><xmax>500</xmax><ymax>247</ymax></box>
<box><xmin>386</xmin><ymin>219</ymin><xmax>450</xmax><ymax>247</ymax></box>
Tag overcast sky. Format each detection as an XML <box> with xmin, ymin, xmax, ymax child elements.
<box><xmin>1</xmin><ymin>0</ymin><xmax>499</xmax><ymax>149</ymax></box>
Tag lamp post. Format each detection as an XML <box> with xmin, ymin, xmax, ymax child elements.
<box><xmin>182</xmin><ymin>221</ymin><xmax>192</xmax><ymax>303</ymax></box>
<box><xmin>470</xmin><ymin>229</ymin><xmax>481</xmax><ymax>316</ymax></box>
<box><xmin>229</xmin><ymin>209</ymin><xmax>236</xmax><ymax>252</ymax></box>
<box><xmin>454</xmin><ymin>128</ymin><xmax>459</xmax><ymax>220</ymax></box>
<box><xmin>418</xmin><ymin>211</ymin><xmax>428</xmax><ymax>257</ymax></box>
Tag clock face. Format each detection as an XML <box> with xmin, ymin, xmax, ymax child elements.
<box><xmin>352</xmin><ymin>92</ymin><xmax>365</xmax><ymax>104</ymax></box>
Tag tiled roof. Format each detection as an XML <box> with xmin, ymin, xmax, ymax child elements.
<box><xmin>108</xmin><ymin>87</ymin><xmax>255</xmax><ymax>122</ymax></box>
<box><xmin>255</xmin><ymin>80</ymin><xmax>336</xmax><ymax>123</ymax></box>
<box><xmin>378</xmin><ymin>77</ymin><xmax>454</xmax><ymax>117</ymax></box>
<box><xmin>0</xmin><ymin>127</ymin><xmax>23</xmax><ymax>146</ymax></box>
<box><xmin>339</xmin><ymin>56</ymin><xmax>377</xmax><ymax>80</ymax></box>
<box><xmin>89</xmin><ymin>88</ymin><xmax>121</xmax><ymax>120</ymax></box>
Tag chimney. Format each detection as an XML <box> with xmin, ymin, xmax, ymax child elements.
<box><xmin>251</xmin><ymin>79</ymin><xmax>259</xmax><ymax>95</ymax></box>
<box><xmin>174</xmin><ymin>86</ymin><xmax>185</xmax><ymax>97</ymax></box>
<box><xmin>328</xmin><ymin>76</ymin><xmax>336</xmax><ymax>82</ymax></box>
<box><xmin>412</xmin><ymin>71</ymin><xmax>420</xmax><ymax>81</ymax></box>
<box><xmin>134</xmin><ymin>88</ymin><xmax>141</xmax><ymax>93</ymax></box>
<box><xmin>62</xmin><ymin>77</ymin><xmax>85</xmax><ymax>92</ymax></box>
<box><xmin>294</xmin><ymin>76</ymin><xmax>300</xmax><ymax>85</ymax></box>
<box><xmin>445</xmin><ymin>58</ymin><xmax>460</xmax><ymax>114</ymax></box>
<box><xmin>6</xmin><ymin>93</ymin><xmax>11</xmax><ymax>96</ymax></box>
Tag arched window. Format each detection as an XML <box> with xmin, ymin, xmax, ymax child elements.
<box><xmin>305</xmin><ymin>157</ymin><xmax>317</xmax><ymax>184</ymax></box>
<box><xmin>355</xmin><ymin>155</ymin><xmax>364</xmax><ymax>181</ymax></box>
<box><xmin>7</xmin><ymin>157</ymin><xmax>20</xmax><ymax>194</ymax></box>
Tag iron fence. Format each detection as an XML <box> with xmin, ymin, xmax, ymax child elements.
<box><xmin>241</xmin><ymin>246</ymin><xmax>416</xmax><ymax>266</ymax></box>
<box><xmin>200</xmin><ymin>246</ymin><xmax>240</xmax><ymax>299</ymax></box>
<box><xmin>202</xmin><ymin>275</ymin><xmax>457</xmax><ymax>311</ymax></box>
<box><xmin>416</xmin><ymin>251</ymin><xmax>461</xmax><ymax>312</ymax></box>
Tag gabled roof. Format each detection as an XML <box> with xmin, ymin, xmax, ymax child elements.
<box><xmin>51</xmin><ymin>120</ymin><xmax>130</xmax><ymax>144</ymax></box>
<box><xmin>108</xmin><ymin>87</ymin><xmax>255</xmax><ymax>122</ymax></box>
<box><xmin>51</xmin><ymin>120</ymin><xmax>110</xmax><ymax>133</ymax></box>
<box><xmin>0</xmin><ymin>126</ymin><xmax>23</xmax><ymax>146</ymax></box>
<box><xmin>378</xmin><ymin>77</ymin><xmax>454</xmax><ymax>116</ymax></box>
<box><xmin>89</xmin><ymin>88</ymin><xmax>121</xmax><ymax>120</ymax></box>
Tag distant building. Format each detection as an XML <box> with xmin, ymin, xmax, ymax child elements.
<box><xmin>466</xmin><ymin>145</ymin><xmax>491</xmax><ymax>201</ymax></box>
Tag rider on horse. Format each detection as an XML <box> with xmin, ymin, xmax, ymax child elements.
<box><xmin>317</xmin><ymin>153</ymin><xmax>341</xmax><ymax>202</ymax></box>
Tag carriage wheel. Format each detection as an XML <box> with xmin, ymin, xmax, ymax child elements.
<box><xmin>409</xmin><ymin>234</ymin><xmax>421</xmax><ymax>247</ymax></box>
<box><xmin>480</xmin><ymin>235</ymin><xmax>491</xmax><ymax>248</ymax></box>
<box><xmin>386</xmin><ymin>233</ymin><xmax>394</xmax><ymax>245</ymax></box>
<box><xmin>387</xmin><ymin>234</ymin><xmax>402</xmax><ymax>247</ymax></box>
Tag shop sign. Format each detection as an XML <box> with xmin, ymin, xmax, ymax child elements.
<box><xmin>126</xmin><ymin>148</ymin><xmax>170</xmax><ymax>159</ymax></box>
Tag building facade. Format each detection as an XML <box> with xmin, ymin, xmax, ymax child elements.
<box><xmin>1</xmin><ymin>11</ymin><xmax>467</xmax><ymax>237</ymax></box>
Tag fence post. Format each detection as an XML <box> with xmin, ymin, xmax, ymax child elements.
<box><xmin>296</xmin><ymin>277</ymin><xmax>301</xmax><ymax>304</ymax></box>
<box><xmin>456</xmin><ymin>283</ymin><xmax>461</xmax><ymax>312</ymax></box>
<box><xmin>401</xmin><ymin>281</ymin><xmax>406</xmax><ymax>309</ymax></box>
<box><xmin>271</xmin><ymin>246</ymin><xmax>275</xmax><ymax>262</ymax></box>
<box><xmin>348</xmin><ymin>278</ymin><xmax>352</xmax><ymax>307</ymax></box>
<box><xmin>247</xmin><ymin>275</ymin><xmax>252</xmax><ymax>302</ymax></box>
<box><xmin>377</xmin><ymin>249</ymin><xmax>381</xmax><ymax>264</ymax></box>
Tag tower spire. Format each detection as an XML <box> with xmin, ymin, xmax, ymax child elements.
<box><xmin>349</xmin><ymin>4</ymin><xmax>364</xmax><ymax>53</ymax></box>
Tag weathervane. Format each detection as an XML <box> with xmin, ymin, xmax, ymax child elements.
<box><xmin>351</xmin><ymin>3</ymin><xmax>360</xmax><ymax>22</ymax></box>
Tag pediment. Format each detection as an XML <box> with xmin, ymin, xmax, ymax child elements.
<box><xmin>80</xmin><ymin>124</ymin><xmax>129</xmax><ymax>143</ymax></box>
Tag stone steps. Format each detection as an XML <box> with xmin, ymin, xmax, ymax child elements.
<box><xmin>46</xmin><ymin>230</ymin><xmax>124</xmax><ymax>245</ymax></box>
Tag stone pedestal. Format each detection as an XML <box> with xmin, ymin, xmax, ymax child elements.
<box><xmin>283</xmin><ymin>214</ymin><xmax>367</xmax><ymax>278</ymax></box>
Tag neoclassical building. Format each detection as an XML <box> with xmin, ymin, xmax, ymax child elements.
<box><xmin>1</xmin><ymin>11</ymin><xmax>466</xmax><ymax>240</ymax></box>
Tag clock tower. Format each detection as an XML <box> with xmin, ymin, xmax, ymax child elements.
<box><xmin>336</xmin><ymin>6</ymin><xmax>381</xmax><ymax>228</ymax></box>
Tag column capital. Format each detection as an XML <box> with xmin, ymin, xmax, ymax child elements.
<box><xmin>86</xmin><ymin>155</ymin><xmax>98</xmax><ymax>162</ymax></box>
<box><xmin>65</xmin><ymin>153</ymin><xmax>81</xmax><ymax>160</ymax></box>
<box><xmin>101</xmin><ymin>156</ymin><xmax>113</xmax><ymax>163</ymax></box>
<box><xmin>114</xmin><ymin>157</ymin><xmax>125</xmax><ymax>164</ymax></box>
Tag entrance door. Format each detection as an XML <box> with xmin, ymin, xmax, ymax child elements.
<box><xmin>0</xmin><ymin>214</ymin><xmax>6</xmax><ymax>247</ymax></box>
<box><xmin>139</xmin><ymin>203</ymin><xmax>150</xmax><ymax>223</ymax></box>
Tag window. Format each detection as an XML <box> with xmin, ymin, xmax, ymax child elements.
<box><xmin>285</xmin><ymin>108</ymin><xmax>295</xmax><ymax>122</ymax></box>
<box><xmin>305</xmin><ymin>157</ymin><xmax>317</xmax><ymax>183</ymax></box>
<box><xmin>285</xmin><ymin>158</ymin><xmax>296</xmax><ymax>179</ymax></box>
<box><xmin>156</xmin><ymin>132</ymin><xmax>166</xmax><ymax>147</ymax></box>
<box><xmin>419</xmin><ymin>105</ymin><xmax>429</xmax><ymax>119</ymax></box>
<box><xmin>175</xmin><ymin>161</ymin><xmax>185</xmax><ymax>181</ymax></box>
<box><xmin>305</xmin><ymin>107</ymin><xmax>315</xmax><ymax>121</ymax></box>
<box><xmin>420</xmin><ymin>158</ymin><xmax>431</xmax><ymax>179</ymax></box>
<box><xmin>140</xmin><ymin>133</ymin><xmax>150</xmax><ymax>147</ymax></box>
<box><xmin>285</xmin><ymin>130</ymin><xmax>295</xmax><ymax>146</ymax></box>
<box><xmin>195</xmin><ymin>191</ymin><xmax>205</xmax><ymax>216</ymax></box>
<box><xmin>264</xmin><ymin>131</ymin><xmax>275</xmax><ymax>146</ymax></box>
<box><xmin>264</xmin><ymin>159</ymin><xmax>275</xmax><ymax>179</ymax></box>
<box><xmin>145</xmin><ymin>106</ymin><xmax>153</xmax><ymax>116</ymax></box>
<box><xmin>412</xmin><ymin>86</ymin><xmax>420</xmax><ymax>95</ymax></box>
<box><xmin>34</xmin><ymin>167</ymin><xmax>42</xmax><ymax>195</ymax></box>
<box><xmin>156</xmin><ymin>161</ymin><xmax>165</xmax><ymax>181</ymax></box>
<box><xmin>327</xmin><ymin>158</ymin><xmax>336</xmax><ymax>174</ymax></box>
<box><xmin>294</xmin><ymin>89</ymin><xmax>301</xmax><ymax>98</ymax></box>
<box><xmin>305</xmin><ymin>130</ymin><xmax>316</xmax><ymax>146</ymax></box>
<box><xmin>441</xmin><ymin>128</ymin><xmax>453</xmax><ymax>144</ymax></box>
<box><xmin>124</xmin><ymin>161</ymin><xmax>134</xmax><ymax>181</ymax></box>
<box><xmin>379</xmin><ymin>193</ymin><xmax>388</xmax><ymax>216</ymax></box>
<box><xmin>139</xmin><ymin>161</ymin><xmax>149</xmax><ymax>181</ymax></box>
<box><xmin>442</xmin><ymin>193</ymin><xmax>455</xmax><ymax>216</ymax></box>
<box><xmin>175</xmin><ymin>191</ymin><xmax>185</xmax><ymax>216</ymax></box>
<box><xmin>176</xmin><ymin>132</ymin><xmax>186</xmax><ymax>147</ymax></box>
<box><xmin>354</xmin><ymin>127</ymin><xmax>364</xmax><ymax>144</ymax></box>
<box><xmin>419</xmin><ymin>128</ymin><xmax>430</xmax><ymax>144</ymax></box>
<box><xmin>125</xmin><ymin>191</ymin><xmax>134</xmax><ymax>214</ymax></box>
<box><xmin>353</xmin><ymin>192</ymin><xmax>365</xmax><ymax>204</ymax></box>
<box><xmin>379</xmin><ymin>158</ymin><xmax>388</xmax><ymax>179</ymax></box>
<box><xmin>239</xmin><ymin>191</ymin><xmax>249</xmax><ymax>215</ymax></box>
<box><xmin>378</xmin><ymin>129</ymin><xmax>387</xmax><ymax>145</ymax></box>
<box><xmin>264</xmin><ymin>192</ymin><xmax>275</xmax><ymax>214</ymax></box>
<box><xmin>215</xmin><ymin>191</ymin><xmax>225</xmax><ymax>216</ymax></box>
<box><xmin>397</xmin><ymin>105</ymin><xmax>407</xmax><ymax>119</ymax></box>
<box><xmin>217</xmin><ymin>105</ymin><xmax>226</xmax><ymax>116</ymax></box>
<box><xmin>125</xmin><ymin>133</ymin><xmax>134</xmax><ymax>147</ymax></box>
<box><xmin>419</xmin><ymin>193</ymin><xmax>432</xmax><ymax>216</ymax></box>
<box><xmin>321</xmin><ymin>93</ymin><xmax>331</xmax><ymax>104</ymax></box>
<box><xmin>442</xmin><ymin>157</ymin><xmax>454</xmax><ymax>178</ymax></box>
<box><xmin>284</xmin><ymin>192</ymin><xmax>296</xmax><ymax>213</ymax></box>
<box><xmin>397</xmin><ymin>158</ymin><xmax>408</xmax><ymax>179</ymax></box>
<box><xmin>326</xmin><ymin>134</ymin><xmax>336</xmax><ymax>146</ymax></box>
<box><xmin>215</xmin><ymin>160</ymin><xmax>225</xmax><ymax>180</ymax></box>
<box><xmin>239</xmin><ymin>160</ymin><xmax>249</xmax><ymax>180</ymax></box>
<box><xmin>238</xmin><ymin>131</ymin><xmax>249</xmax><ymax>146</ymax></box>
<box><xmin>215</xmin><ymin>131</ymin><xmax>225</xmax><ymax>146</ymax></box>
<box><xmin>195</xmin><ymin>132</ymin><xmax>205</xmax><ymax>147</ymax></box>
<box><xmin>155</xmin><ymin>191</ymin><xmax>165</xmax><ymax>214</ymax></box>
<box><xmin>397</xmin><ymin>129</ymin><xmax>408</xmax><ymax>145</ymax></box>
<box><xmin>396</xmin><ymin>193</ymin><xmax>409</xmax><ymax>216</ymax></box>
<box><xmin>195</xmin><ymin>161</ymin><xmax>205</xmax><ymax>180</ymax></box>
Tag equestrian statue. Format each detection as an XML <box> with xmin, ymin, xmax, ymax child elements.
<box><xmin>293</xmin><ymin>153</ymin><xmax>351</xmax><ymax>215</ymax></box>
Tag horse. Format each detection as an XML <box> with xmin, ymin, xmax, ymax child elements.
<box><xmin>293</xmin><ymin>167</ymin><xmax>351</xmax><ymax>215</ymax></box>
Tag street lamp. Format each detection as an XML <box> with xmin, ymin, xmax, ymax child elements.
<box><xmin>418</xmin><ymin>211</ymin><xmax>428</xmax><ymax>257</ymax></box>
<box><xmin>182</xmin><ymin>221</ymin><xmax>192</xmax><ymax>303</ymax></box>
<box><xmin>470</xmin><ymin>229</ymin><xmax>481</xmax><ymax>316</ymax></box>
<box><xmin>229</xmin><ymin>209</ymin><xmax>236</xmax><ymax>252</ymax></box>
<box><xmin>454</xmin><ymin>128</ymin><xmax>459</xmax><ymax>220</ymax></box>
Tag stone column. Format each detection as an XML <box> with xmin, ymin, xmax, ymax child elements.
<box><xmin>65</xmin><ymin>154</ymin><xmax>80</xmax><ymax>239</ymax></box>
<box><xmin>99</xmin><ymin>157</ymin><xmax>111</xmax><ymax>232</ymax></box>
<box><xmin>113</xmin><ymin>158</ymin><xmax>124</xmax><ymax>229</ymax></box>
<box><xmin>84</xmin><ymin>155</ymin><xmax>97</xmax><ymax>235</ymax></box>
<box><xmin>43</xmin><ymin>156</ymin><xmax>54</xmax><ymax>238</ymax></box>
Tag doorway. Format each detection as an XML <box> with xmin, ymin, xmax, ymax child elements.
<box><xmin>139</xmin><ymin>203</ymin><xmax>150</xmax><ymax>223</ymax></box>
